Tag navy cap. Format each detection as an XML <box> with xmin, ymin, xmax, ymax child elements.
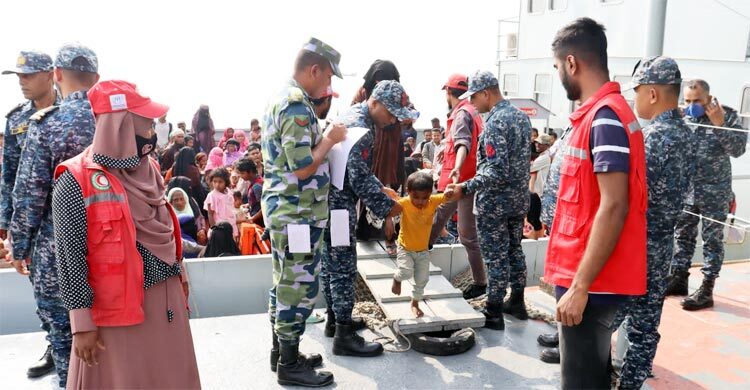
<box><xmin>301</xmin><ymin>37</ymin><xmax>342</xmax><ymax>79</ymax></box>
<box><xmin>627</xmin><ymin>56</ymin><xmax>681</xmax><ymax>89</ymax></box>
<box><xmin>2</xmin><ymin>51</ymin><xmax>53</xmax><ymax>75</ymax></box>
<box><xmin>371</xmin><ymin>80</ymin><xmax>420</xmax><ymax>122</ymax></box>
<box><xmin>54</xmin><ymin>43</ymin><xmax>98</xmax><ymax>73</ymax></box>
<box><xmin>459</xmin><ymin>70</ymin><xmax>499</xmax><ymax>99</ymax></box>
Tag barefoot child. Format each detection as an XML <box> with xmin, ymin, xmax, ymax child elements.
<box><xmin>391</xmin><ymin>171</ymin><xmax>454</xmax><ymax>317</ymax></box>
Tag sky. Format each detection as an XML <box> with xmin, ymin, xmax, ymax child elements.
<box><xmin>0</xmin><ymin>0</ymin><xmax>521</xmax><ymax>130</ymax></box>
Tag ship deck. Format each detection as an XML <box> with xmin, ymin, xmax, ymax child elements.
<box><xmin>2</xmin><ymin>262</ymin><xmax>748</xmax><ymax>389</ymax></box>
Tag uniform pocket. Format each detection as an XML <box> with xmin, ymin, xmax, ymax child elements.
<box><xmin>558</xmin><ymin>158</ymin><xmax>581</xmax><ymax>204</ymax></box>
<box><xmin>87</xmin><ymin>205</ymin><xmax>127</xmax><ymax>310</ymax></box>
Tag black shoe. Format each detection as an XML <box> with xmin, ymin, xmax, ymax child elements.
<box><xmin>665</xmin><ymin>270</ymin><xmax>689</xmax><ymax>296</ymax></box>
<box><xmin>536</xmin><ymin>332</ymin><xmax>559</xmax><ymax>348</ymax></box>
<box><xmin>540</xmin><ymin>347</ymin><xmax>560</xmax><ymax>364</ymax></box>
<box><xmin>324</xmin><ymin>310</ymin><xmax>366</xmax><ymax>338</ymax></box>
<box><xmin>681</xmin><ymin>278</ymin><xmax>715</xmax><ymax>311</ymax></box>
<box><xmin>502</xmin><ymin>288</ymin><xmax>529</xmax><ymax>320</ymax></box>
<box><xmin>271</xmin><ymin>330</ymin><xmax>323</xmax><ymax>372</ymax></box>
<box><xmin>482</xmin><ymin>302</ymin><xmax>505</xmax><ymax>330</ymax></box>
<box><xmin>277</xmin><ymin>342</ymin><xmax>334</xmax><ymax>387</ymax></box>
<box><xmin>332</xmin><ymin>323</ymin><xmax>383</xmax><ymax>357</ymax></box>
<box><xmin>27</xmin><ymin>345</ymin><xmax>55</xmax><ymax>379</ymax></box>
<box><xmin>462</xmin><ymin>283</ymin><xmax>487</xmax><ymax>300</ymax></box>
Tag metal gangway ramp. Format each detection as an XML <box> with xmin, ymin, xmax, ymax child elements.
<box><xmin>356</xmin><ymin>242</ymin><xmax>485</xmax><ymax>334</ymax></box>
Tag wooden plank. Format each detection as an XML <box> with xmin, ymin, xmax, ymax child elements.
<box><xmin>358</xmin><ymin>258</ymin><xmax>442</xmax><ymax>280</ymax></box>
<box><xmin>423</xmin><ymin>297</ymin><xmax>486</xmax><ymax>330</ymax></box>
<box><xmin>356</xmin><ymin>241</ymin><xmax>388</xmax><ymax>259</ymax></box>
<box><xmin>380</xmin><ymin>301</ymin><xmax>447</xmax><ymax>335</ymax></box>
<box><xmin>367</xmin><ymin>276</ymin><xmax>462</xmax><ymax>303</ymax></box>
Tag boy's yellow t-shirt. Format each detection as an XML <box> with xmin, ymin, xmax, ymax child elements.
<box><xmin>397</xmin><ymin>193</ymin><xmax>446</xmax><ymax>252</ymax></box>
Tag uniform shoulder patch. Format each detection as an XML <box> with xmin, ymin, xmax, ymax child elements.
<box><xmin>5</xmin><ymin>103</ymin><xmax>24</xmax><ymax>118</ymax></box>
<box><xmin>287</xmin><ymin>87</ymin><xmax>305</xmax><ymax>103</ymax></box>
<box><xmin>294</xmin><ymin>116</ymin><xmax>310</xmax><ymax>127</ymax></box>
<box><xmin>30</xmin><ymin>105</ymin><xmax>59</xmax><ymax>122</ymax></box>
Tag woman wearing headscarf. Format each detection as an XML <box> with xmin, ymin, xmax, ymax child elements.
<box><xmin>51</xmin><ymin>80</ymin><xmax>200</xmax><ymax>389</ymax></box>
<box><xmin>351</xmin><ymin>60</ymin><xmax>406</xmax><ymax>255</ymax></box>
<box><xmin>172</xmin><ymin>147</ymin><xmax>201</xmax><ymax>191</ymax></box>
<box><xmin>195</xmin><ymin>152</ymin><xmax>208</xmax><ymax>174</ymax></box>
<box><xmin>201</xmin><ymin>221</ymin><xmax>240</xmax><ymax>258</ymax></box>
<box><xmin>205</xmin><ymin>146</ymin><xmax>224</xmax><ymax>172</ymax></box>
<box><xmin>191</xmin><ymin>104</ymin><xmax>214</xmax><ymax>153</ymax></box>
<box><xmin>167</xmin><ymin>176</ymin><xmax>206</xmax><ymax>233</ymax></box>
<box><xmin>168</xmin><ymin>187</ymin><xmax>205</xmax><ymax>258</ymax></box>
<box><xmin>232</xmin><ymin>129</ymin><xmax>250</xmax><ymax>153</ymax></box>
<box><xmin>217</xmin><ymin>127</ymin><xmax>235</xmax><ymax>149</ymax></box>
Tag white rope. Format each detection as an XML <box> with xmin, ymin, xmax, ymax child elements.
<box><xmin>373</xmin><ymin>320</ymin><xmax>412</xmax><ymax>353</ymax></box>
<box><xmin>682</xmin><ymin>209</ymin><xmax>750</xmax><ymax>232</ymax></box>
<box><xmin>684</xmin><ymin>121</ymin><xmax>750</xmax><ymax>133</ymax></box>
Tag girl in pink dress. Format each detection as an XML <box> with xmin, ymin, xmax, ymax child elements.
<box><xmin>204</xmin><ymin>167</ymin><xmax>238</xmax><ymax>239</ymax></box>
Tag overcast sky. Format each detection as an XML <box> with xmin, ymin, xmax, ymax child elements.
<box><xmin>1</xmin><ymin>0</ymin><xmax>520</xmax><ymax>130</ymax></box>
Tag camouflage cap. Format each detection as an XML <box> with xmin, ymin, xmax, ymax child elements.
<box><xmin>2</xmin><ymin>51</ymin><xmax>53</xmax><ymax>75</ymax></box>
<box><xmin>302</xmin><ymin>37</ymin><xmax>342</xmax><ymax>78</ymax></box>
<box><xmin>628</xmin><ymin>56</ymin><xmax>681</xmax><ymax>88</ymax></box>
<box><xmin>54</xmin><ymin>43</ymin><xmax>98</xmax><ymax>73</ymax></box>
<box><xmin>371</xmin><ymin>80</ymin><xmax>420</xmax><ymax>122</ymax></box>
<box><xmin>459</xmin><ymin>70</ymin><xmax>499</xmax><ymax>99</ymax></box>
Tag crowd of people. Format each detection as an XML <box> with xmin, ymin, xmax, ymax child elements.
<box><xmin>0</xmin><ymin>16</ymin><xmax>746</xmax><ymax>390</ymax></box>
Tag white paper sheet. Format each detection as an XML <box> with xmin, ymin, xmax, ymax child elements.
<box><xmin>287</xmin><ymin>224</ymin><xmax>311</xmax><ymax>253</ymax></box>
<box><xmin>330</xmin><ymin>209</ymin><xmax>350</xmax><ymax>247</ymax></box>
<box><xmin>328</xmin><ymin>127</ymin><xmax>370</xmax><ymax>191</ymax></box>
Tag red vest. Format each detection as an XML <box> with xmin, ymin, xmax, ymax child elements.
<box><xmin>544</xmin><ymin>82</ymin><xmax>647</xmax><ymax>295</ymax></box>
<box><xmin>55</xmin><ymin>147</ymin><xmax>182</xmax><ymax>327</ymax></box>
<box><xmin>438</xmin><ymin>99</ymin><xmax>483</xmax><ymax>191</ymax></box>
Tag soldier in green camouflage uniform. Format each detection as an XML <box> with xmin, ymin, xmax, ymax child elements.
<box><xmin>261</xmin><ymin>37</ymin><xmax>345</xmax><ymax>387</ymax></box>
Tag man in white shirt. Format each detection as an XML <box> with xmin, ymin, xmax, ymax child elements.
<box><xmin>154</xmin><ymin>114</ymin><xmax>172</xmax><ymax>147</ymax></box>
<box><xmin>529</xmin><ymin>133</ymin><xmax>554</xmax><ymax>196</ymax></box>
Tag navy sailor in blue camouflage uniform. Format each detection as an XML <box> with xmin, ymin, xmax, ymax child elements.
<box><xmin>666</xmin><ymin>78</ymin><xmax>747</xmax><ymax>310</ymax></box>
<box><xmin>9</xmin><ymin>44</ymin><xmax>99</xmax><ymax>388</ymax></box>
<box><xmin>614</xmin><ymin>57</ymin><xmax>694</xmax><ymax>390</ymax></box>
<box><xmin>321</xmin><ymin>80</ymin><xmax>416</xmax><ymax>357</ymax></box>
<box><xmin>448</xmin><ymin>71</ymin><xmax>532</xmax><ymax>330</ymax></box>
<box><xmin>0</xmin><ymin>50</ymin><xmax>60</xmax><ymax>379</ymax></box>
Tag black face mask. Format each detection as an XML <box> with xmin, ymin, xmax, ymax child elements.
<box><xmin>135</xmin><ymin>134</ymin><xmax>158</xmax><ymax>158</ymax></box>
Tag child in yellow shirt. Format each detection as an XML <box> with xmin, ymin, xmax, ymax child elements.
<box><xmin>391</xmin><ymin>171</ymin><xmax>455</xmax><ymax>317</ymax></box>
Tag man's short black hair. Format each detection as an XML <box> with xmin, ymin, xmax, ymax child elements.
<box><xmin>423</xmin><ymin>128</ymin><xmax>432</xmax><ymax>134</ymax></box>
<box><xmin>685</xmin><ymin>79</ymin><xmax>710</xmax><ymax>93</ymax></box>
<box><xmin>549</xmin><ymin>130</ymin><xmax>558</xmax><ymax>140</ymax></box>
<box><xmin>294</xmin><ymin>50</ymin><xmax>331</xmax><ymax>74</ymax></box>
<box><xmin>551</xmin><ymin>17</ymin><xmax>609</xmax><ymax>74</ymax></box>
<box><xmin>233</xmin><ymin>190</ymin><xmax>242</xmax><ymax>199</ymax></box>
<box><xmin>247</xmin><ymin>142</ymin><xmax>261</xmax><ymax>152</ymax></box>
<box><xmin>406</xmin><ymin>170</ymin><xmax>433</xmax><ymax>192</ymax></box>
<box><xmin>235</xmin><ymin>158</ymin><xmax>257</xmax><ymax>174</ymax></box>
<box><xmin>431</xmin><ymin>117</ymin><xmax>440</xmax><ymax>123</ymax></box>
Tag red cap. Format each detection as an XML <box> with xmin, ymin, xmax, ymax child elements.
<box><xmin>442</xmin><ymin>73</ymin><xmax>469</xmax><ymax>91</ymax></box>
<box><xmin>88</xmin><ymin>80</ymin><xmax>169</xmax><ymax>119</ymax></box>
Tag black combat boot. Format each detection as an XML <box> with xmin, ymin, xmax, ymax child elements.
<box><xmin>462</xmin><ymin>283</ymin><xmax>487</xmax><ymax>300</ymax></box>
<box><xmin>482</xmin><ymin>301</ymin><xmax>505</xmax><ymax>330</ymax></box>
<box><xmin>27</xmin><ymin>344</ymin><xmax>55</xmax><ymax>378</ymax></box>
<box><xmin>324</xmin><ymin>309</ymin><xmax>366</xmax><ymax>338</ymax></box>
<box><xmin>270</xmin><ymin>330</ymin><xmax>323</xmax><ymax>372</ymax></box>
<box><xmin>536</xmin><ymin>332</ymin><xmax>559</xmax><ymax>348</ymax></box>
<box><xmin>664</xmin><ymin>270</ymin><xmax>689</xmax><ymax>296</ymax></box>
<box><xmin>276</xmin><ymin>342</ymin><xmax>334</xmax><ymax>387</ymax></box>
<box><xmin>332</xmin><ymin>323</ymin><xmax>383</xmax><ymax>357</ymax></box>
<box><xmin>502</xmin><ymin>288</ymin><xmax>529</xmax><ymax>320</ymax></box>
<box><xmin>681</xmin><ymin>278</ymin><xmax>715</xmax><ymax>311</ymax></box>
<box><xmin>540</xmin><ymin>347</ymin><xmax>560</xmax><ymax>364</ymax></box>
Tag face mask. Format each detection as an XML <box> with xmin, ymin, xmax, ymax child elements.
<box><xmin>135</xmin><ymin>134</ymin><xmax>158</xmax><ymax>158</ymax></box>
<box><xmin>684</xmin><ymin>103</ymin><xmax>705</xmax><ymax>118</ymax></box>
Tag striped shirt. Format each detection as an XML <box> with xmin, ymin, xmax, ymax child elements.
<box><xmin>589</xmin><ymin>106</ymin><xmax>630</xmax><ymax>174</ymax></box>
